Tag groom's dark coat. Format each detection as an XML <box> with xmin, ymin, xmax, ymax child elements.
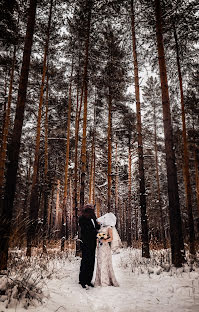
<box><xmin>79</xmin><ymin>215</ymin><xmax>100</xmax><ymax>285</ymax></box>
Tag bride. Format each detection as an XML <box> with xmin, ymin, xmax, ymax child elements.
<box><xmin>94</xmin><ymin>212</ymin><xmax>121</xmax><ymax>287</ymax></box>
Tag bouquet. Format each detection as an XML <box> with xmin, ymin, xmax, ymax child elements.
<box><xmin>97</xmin><ymin>232</ymin><xmax>108</xmax><ymax>245</ymax></box>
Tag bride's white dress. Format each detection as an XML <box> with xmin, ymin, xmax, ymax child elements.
<box><xmin>94</xmin><ymin>226</ymin><xmax>119</xmax><ymax>287</ymax></box>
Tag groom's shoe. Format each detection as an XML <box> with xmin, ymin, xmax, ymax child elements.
<box><xmin>80</xmin><ymin>283</ymin><xmax>86</xmax><ymax>288</ymax></box>
<box><xmin>87</xmin><ymin>282</ymin><xmax>94</xmax><ymax>287</ymax></box>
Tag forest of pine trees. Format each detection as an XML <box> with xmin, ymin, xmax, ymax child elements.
<box><xmin>0</xmin><ymin>0</ymin><xmax>198</xmax><ymax>270</ymax></box>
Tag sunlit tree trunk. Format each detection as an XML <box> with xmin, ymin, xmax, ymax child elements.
<box><xmin>154</xmin><ymin>0</ymin><xmax>184</xmax><ymax>267</ymax></box>
<box><xmin>27</xmin><ymin>0</ymin><xmax>53</xmax><ymax>257</ymax></box>
<box><xmin>131</xmin><ymin>0</ymin><xmax>150</xmax><ymax>258</ymax></box>
<box><xmin>0</xmin><ymin>0</ymin><xmax>37</xmax><ymax>270</ymax></box>
<box><xmin>173</xmin><ymin>24</ymin><xmax>195</xmax><ymax>255</ymax></box>
<box><xmin>96</xmin><ymin>199</ymin><xmax>100</xmax><ymax>218</ymax></box>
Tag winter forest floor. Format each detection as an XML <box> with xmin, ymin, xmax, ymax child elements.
<box><xmin>0</xmin><ymin>248</ymin><xmax>199</xmax><ymax>312</ymax></box>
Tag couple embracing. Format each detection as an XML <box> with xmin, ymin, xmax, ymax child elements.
<box><xmin>79</xmin><ymin>204</ymin><xmax>121</xmax><ymax>288</ymax></box>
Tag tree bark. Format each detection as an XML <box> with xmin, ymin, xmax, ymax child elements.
<box><xmin>43</xmin><ymin>72</ymin><xmax>49</xmax><ymax>254</ymax></box>
<box><xmin>194</xmin><ymin>145</ymin><xmax>199</xmax><ymax>215</ymax></box>
<box><xmin>154</xmin><ymin>0</ymin><xmax>184</xmax><ymax>267</ymax></box>
<box><xmin>115</xmin><ymin>142</ymin><xmax>119</xmax><ymax>224</ymax></box>
<box><xmin>0</xmin><ymin>0</ymin><xmax>37</xmax><ymax>270</ymax></box>
<box><xmin>153</xmin><ymin>99</ymin><xmax>166</xmax><ymax>248</ymax></box>
<box><xmin>173</xmin><ymin>24</ymin><xmax>195</xmax><ymax>255</ymax></box>
<box><xmin>0</xmin><ymin>45</ymin><xmax>17</xmax><ymax>198</ymax></box>
<box><xmin>131</xmin><ymin>0</ymin><xmax>150</xmax><ymax>258</ymax></box>
<box><xmin>27</xmin><ymin>0</ymin><xmax>53</xmax><ymax>257</ymax></box>
<box><xmin>88</xmin><ymin>106</ymin><xmax>96</xmax><ymax>204</ymax></box>
<box><xmin>127</xmin><ymin>138</ymin><xmax>132</xmax><ymax>247</ymax></box>
<box><xmin>55</xmin><ymin>180</ymin><xmax>60</xmax><ymax>228</ymax></box>
<box><xmin>107</xmin><ymin>89</ymin><xmax>112</xmax><ymax>212</ymax></box>
<box><xmin>73</xmin><ymin>85</ymin><xmax>81</xmax><ymax>238</ymax></box>
<box><xmin>61</xmin><ymin>57</ymin><xmax>74</xmax><ymax>251</ymax></box>
<box><xmin>80</xmin><ymin>0</ymin><xmax>92</xmax><ymax>210</ymax></box>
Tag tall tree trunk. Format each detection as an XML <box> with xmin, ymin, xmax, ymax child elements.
<box><xmin>127</xmin><ymin>138</ymin><xmax>132</xmax><ymax>247</ymax></box>
<box><xmin>42</xmin><ymin>72</ymin><xmax>49</xmax><ymax>254</ymax></box>
<box><xmin>194</xmin><ymin>145</ymin><xmax>199</xmax><ymax>215</ymax></box>
<box><xmin>173</xmin><ymin>24</ymin><xmax>195</xmax><ymax>255</ymax></box>
<box><xmin>131</xmin><ymin>0</ymin><xmax>150</xmax><ymax>258</ymax></box>
<box><xmin>61</xmin><ymin>58</ymin><xmax>74</xmax><ymax>251</ymax></box>
<box><xmin>69</xmin><ymin>178</ymin><xmax>73</xmax><ymax>241</ymax></box>
<box><xmin>93</xmin><ymin>114</ymin><xmax>96</xmax><ymax>205</ymax></box>
<box><xmin>153</xmin><ymin>102</ymin><xmax>166</xmax><ymax>248</ymax></box>
<box><xmin>73</xmin><ymin>86</ymin><xmax>81</xmax><ymax>238</ymax></box>
<box><xmin>48</xmin><ymin>182</ymin><xmax>55</xmax><ymax>240</ymax></box>
<box><xmin>89</xmin><ymin>116</ymin><xmax>95</xmax><ymax>204</ymax></box>
<box><xmin>55</xmin><ymin>179</ymin><xmax>60</xmax><ymax>228</ymax></box>
<box><xmin>72</xmin><ymin>51</ymin><xmax>87</xmax><ymax>238</ymax></box>
<box><xmin>80</xmin><ymin>0</ymin><xmax>92</xmax><ymax>210</ymax></box>
<box><xmin>27</xmin><ymin>0</ymin><xmax>53</xmax><ymax>257</ymax></box>
<box><xmin>107</xmin><ymin>89</ymin><xmax>112</xmax><ymax>212</ymax></box>
<box><xmin>0</xmin><ymin>0</ymin><xmax>37</xmax><ymax>270</ymax></box>
<box><xmin>0</xmin><ymin>45</ymin><xmax>17</xmax><ymax>198</ymax></box>
<box><xmin>115</xmin><ymin>142</ymin><xmax>119</xmax><ymax>222</ymax></box>
<box><xmin>154</xmin><ymin>0</ymin><xmax>184</xmax><ymax>267</ymax></box>
<box><xmin>96</xmin><ymin>199</ymin><xmax>100</xmax><ymax>218</ymax></box>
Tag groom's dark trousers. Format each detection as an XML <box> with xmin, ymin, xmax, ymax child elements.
<box><xmin>79</xmin><ymin>216</ymin><xmax>100</xmax><ymax>285</ymax></box>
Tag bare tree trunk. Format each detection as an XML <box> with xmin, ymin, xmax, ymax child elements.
<box><xmin>107</xmin><ymin>89</ymin><xmax>112</xmax><ymax>212</ymax></box>
<box><xmin>48</xmin><ymin>183</ymin><xmax>55</xmax><ymax>240</ymax></box>
<box><xmin>194</xmin><ymin>146</ymin><xmax>199</xmax><ymax>215</ymax></box>
<box><xmin>153</xmin><ymin>102</ymin><xmax>166</xmax><ymax>248</ymax></box>
<box><xmin>115</xmin><ymin>142</ymin><xmax>119</xmax><ymax>222</ymax></box>
<box><xmin>0</xmin><ymin>0</ymin><xmax>37</xmax><ymax>270</ymax></box>
<box><xmin>96</xmin><ymin>199</ymin><xmax>100</xmax><ymax>218</ymax></box>
<box><xmin>0</xmin><ymin>45</ymin><xmax>17</xmax><ymax>198</ymax></box>
<box><xmin>61</xmin><ymin>57</ymin><xmax>74</xmax><ymax>251</ymax></box>
<box><xmin>127</xmin><ymin>139</ymin><xmax>132</xmax><ymax>247</ymax></box>
<box><xmin>119</xmin><ymin>197</ymin><xmax>123</xmax><ymax>240</ymax></box>
<box><xmin>80</xmin><ymin>0</ymin><xmax>92</xmax><ymax>210</ymax></box>
<box><xmin>154</xmin><ymin>0</ymin><xmax>184</xmax><ymax>267</ymax></box>
<box><xmin>131</xmin><ymin>0</ymin><xmax>150</xmax><ymax>258</ymax></box>
<box><xmin>43</xmin><ymin>72</ymin><xmax>49</xmax><ymax>254</ymax></box>
<box><xmin>73</xmin><ymin>86</ymin><xmax>81</xmax><ymax>238</ymax></box>
<box><xmin>1</xmin><ymin>75</ymin><xmax>8</xmax><ymax>143</ymax></box>
<box><xmin>27</xmin><ymin>0</ymin><xmax>53</xmax><ymax>257</ymax></box>
<box><xmin>89</xmin><ymin>105</ymin><xmax>96</xmax><ymax>204</ymax></box>
<box><xmin>55</xmin><ymin>180</ymin><xmax>60</xmax><ymax>228</ymax></box>
<box><xmin>173</xmin><ymin>24</ymin><xmax>195</xmax><ymax>255</ymax></box>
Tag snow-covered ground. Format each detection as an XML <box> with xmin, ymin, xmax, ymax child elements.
<box><xmin>0</xmin><ymin>248</ymin><xmax>199</xmax><ymax>312</ymax></box>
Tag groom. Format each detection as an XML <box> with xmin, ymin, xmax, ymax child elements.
<box><xmin>79</xmin><ymin>204</ymin><xmax>100</xmax><ymax>288</ymax></box>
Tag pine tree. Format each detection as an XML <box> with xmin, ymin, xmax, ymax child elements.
<box><xmin>0</xmin><ymin>0</ymin><xmax>37</xmax><ymax>270</ymax></box>
<box><xmin>130</xmin><ymin>0</ymin><xmax>150</xmax><ymax>258</ymax></box>
<box><xmin>27</xmin><ymin>0</ymin><xmax>53</xmax><ymax>257</ymax></box>
<box><xmin>154</xmin><ymin>0</ymin><xmax>184</xmax><ymax>266</ymax></box>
